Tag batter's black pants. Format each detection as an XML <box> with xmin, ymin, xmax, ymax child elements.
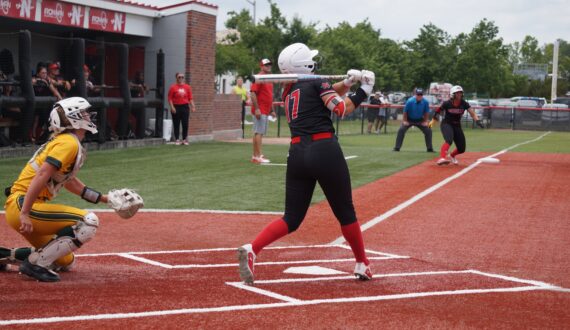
<box><xmin>172</xmin><ymin>104</ymin><xmax>190</xmax><ymax>140</ymax></box>
<box><xmin>283</xmin><ymin>135</ymin><xmax>357</xmax><ymax>232</ymax></box>
<box><xmin>441</xmin><ymin>122</ymin><xmax>466</xmax><ymax>154</ymax></box>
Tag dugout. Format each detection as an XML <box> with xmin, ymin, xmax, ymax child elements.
<box><xmin>0</xmin><ymin>0</ymin><xmax>241</xmax><ymax>147</ymax></box>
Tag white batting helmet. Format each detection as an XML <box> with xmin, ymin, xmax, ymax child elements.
<box><xmin>278</xmin><ymin>43</ymin><xmax>319</xmax><ymax>74</ymax></box>
<box><xmin>450</xmin><ymin>85</ymin><xmax>464</xmax><ymax>97</ymax></box>
<box><xmin>49</xmin><ymin>97</ymin><xmax>97</xmax><ymax>134</ymax></box>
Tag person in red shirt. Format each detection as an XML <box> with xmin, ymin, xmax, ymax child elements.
<box><xmin>168</xmin><ymin>72</ymin><xmax>196</xmax><ymax>145</ymax></box>
<box><xmin>250</xmin><ymin>59</ymin><xmax>276</xmax><ymax>163</ymax></box>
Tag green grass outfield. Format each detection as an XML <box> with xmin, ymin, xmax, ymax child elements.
<box><xmin>1</xmin><ymin>129</ymin><xmax>569</xmax><ymax>211</ymax></box>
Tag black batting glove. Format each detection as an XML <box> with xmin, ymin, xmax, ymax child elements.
<box><xmin>476</xmin><ymin>120</ymin><xmax>484</xmax><ymax>128</ymax></box>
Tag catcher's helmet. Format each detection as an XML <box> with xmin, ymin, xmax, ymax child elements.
<box><xmin>49</xmin><ymin>97</ymin><xmax>97</xmax><ymax>134</ymax></box>
<box><xmin>278</xmin><ymin>43</ymin><xmax>319</xmax><ymax>74</ymax></box>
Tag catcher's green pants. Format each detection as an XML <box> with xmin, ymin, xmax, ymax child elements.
<box><xmin>4</xmin><ymin>193</ymin><xmax>88</xmax><ymax>267</ymax></box>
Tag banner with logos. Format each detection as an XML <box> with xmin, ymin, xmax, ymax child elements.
<box><xmin>0</xmin><ymin>0</ymin><xmax>126</xmax><ymax>33</ymax></box>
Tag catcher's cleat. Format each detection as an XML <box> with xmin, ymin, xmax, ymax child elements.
<box><xmin>237</xmin><ymin>244</ymin><xmax>256</xmax><ymax>285</ymax></box>
<box><xmin>0</xmin><ymin>262</ymin><xmax>8</xmax><ymax>271</ymax></box>
<box><xmin>354</xmin><ymin>262</ymin><xmax>373</xmax><ymax>281</ymax></box>
<box><xmin>450</xmin><ymin>156</ymin><xmax>459</xmax><ymax>165</ymax></box>
<box><xmin>20</xmin><ymin>259</ymin><xmax>60</xmax><ymax>282</ymax></box>
<box><xmin>437</xmin><ymin>157</ymin><xmax>450</xmax><ymax>165</ymax></box>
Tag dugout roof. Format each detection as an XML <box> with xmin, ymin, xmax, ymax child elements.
<box><xmin>0</xmin><ymin>0</ymin><xmax>217</xmax><ymax>37</ymax></box>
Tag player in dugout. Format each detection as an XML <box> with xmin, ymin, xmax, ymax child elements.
<box><xmin>238</xmin><ymin>43</ymin><xmax>375</xmax><ymax>285</ymax></box>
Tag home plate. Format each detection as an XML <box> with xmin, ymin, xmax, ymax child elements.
<box><xmin>283</xmin><ymin>266</ymin><xmax>347</xmax><ymax>275</ymax></box>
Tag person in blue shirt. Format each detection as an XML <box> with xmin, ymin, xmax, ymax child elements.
<box><xmin>393</xmin><ymin>88</ymin><xmax>434</xmax><ymax>152</ymax></box>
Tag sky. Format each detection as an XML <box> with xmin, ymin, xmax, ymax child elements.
<box><xmin>208</xmin><ymin>0</ymin><xmax>569</xmax><ymax>45</ymax></box>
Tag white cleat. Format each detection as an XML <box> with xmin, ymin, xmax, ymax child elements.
<box><xmin>437</xmin><ymin>157</ymin><xmax>450</xmax><ymax>165</ymax></box>
<box><xmin>237</xmin><ymin>244</ymin><xmax>256</xmax><ymax>285</ymax></box>
<box><xmin>354</xmin><ymin>262</ymin><xmax>373</xmax><ymax>281</ymax></box>
<box><xmin>450</xmin><ymin>156</ymin><xmax>459</xmax><ymax>165</ymax></box>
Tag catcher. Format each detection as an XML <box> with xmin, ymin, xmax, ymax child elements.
<box><xmin>2</xmin><ymin>97</ymin><xmax>143</xmax><ymax>282</ymax></box>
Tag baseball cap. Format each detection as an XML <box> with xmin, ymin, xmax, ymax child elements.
<box><xmin>260</xmin><ymin>58</ymin><xmax>272</xmax><ymax>66</ymax></box>
<box><xmin>415</xmin><ymin>88</ymin><xmax>423</xmax><ymax>95</ymax></box>
<box><xmin>48</xmin><ymin>63</ymin><xmax>59</xmax><ymax>70</ymax></box>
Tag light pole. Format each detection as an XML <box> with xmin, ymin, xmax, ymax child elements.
<box><xmin>245</xmin><ymin>0</ymin><xmax>256</xmax><ymax>25</ymax></box>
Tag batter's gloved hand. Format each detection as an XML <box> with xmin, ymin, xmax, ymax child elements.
<box><xmin>476</xmin><ymin>120</ymin><xmax>484</xmax><ymax>128</ymax></box>
<box><xmin>343</xmin><ymin>69</ymin><xmax>362</xmax><ymax>87</ymax></box>
<box><xmin>428</xmin><ymin>119</ymin><xmax>437</xmax><ymax>128</ymax></box>
<box><xmin>360</xmin><ymin>70</ymin><xmax>375</xmax><ymax>96</ymax></box>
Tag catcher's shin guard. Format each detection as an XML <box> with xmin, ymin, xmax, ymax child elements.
<box><xmin>29</xmin><ymin>212</ymin><xmax>99</xmax><ymax>268</ymax></box>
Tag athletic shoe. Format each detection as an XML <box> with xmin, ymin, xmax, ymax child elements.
<box><xmin>437</xmin><ymin>157</ymin><xmax>450</xmax><ymax>165</ymax></box>
<box><xmin>175</xmin><ymin>140</ymin><xmax>182</xmax><ymax>145</ymax></box>
<box><xmin>354</xmin><ymin>262</ymin><xmax>373</xmax><ymax>281</ymax></box>
<box><xmin>183</xmin><ymin>140</ymin><xmax>189</xmax><ymax>145</ymax></box>
<box><xmin>237</xmin><ymin>244</ymin><xmax>256</xmax><ymax>285</ymax></box>
<box><xmin>0</xmin><ymin>261</ymin><xmax>8</xmax><ymax>271</ymax></box>
<box><xmin>19</xmin><ymin>259</ymin><xmax>60</xmax><ymax>282</ymax></box>
<box><xmin>427</xmin><ymin>148</ymin><xmax>435</xmax><ymax>153</ymax></box>
<box><xmin>251</xmin><ymin>156</ymin><xmax>261</xmax><ymax>164</ymax></box>
<box><xmin>450</xmin><ymin>156</ymin><xmax>459</xmax><ymax>165</ymax></box>
<box><xmin>258</xmin><ymin>155</ymin><xmax>271</xmax><ymax>164</ymax></box>
<box><xmin>393</xmin><ymin>148</ymin><xmax>400</xmax><ymax>152</ymax></box>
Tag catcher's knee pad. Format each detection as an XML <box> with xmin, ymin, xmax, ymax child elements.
<box><xmin>29</xmin><ymin>214</ymin><xmax>98</xmax><ymax>268</ymax></box>
<box><xmin>76</xmin><ymin>212</ymin><xmax>99</xmax><ymax>244</ymax></box>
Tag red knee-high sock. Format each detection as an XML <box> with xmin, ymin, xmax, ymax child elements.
<box><xmin>440</xmin><ymin>143</ymin><xmax>450</xmax><ymax>158</ymax></box>
<box><xmin>251</xmin><ymin>218</ymin><xmax>289</xmax><ymax>255</ymax></box>
<box><xmin>341</xmin><ymin>222</ymin><xmax>369</xmax><ymax>265</ymax></box>
<box><xmin>450</xmin><ymin>148</ymin><xmax>459</xmax><ymax>157</ymax></box>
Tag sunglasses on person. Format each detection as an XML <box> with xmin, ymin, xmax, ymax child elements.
<box><xmin>177</xmin><ymin>76</ymin><xmax>185</xmax><ymax>79</ymax></box>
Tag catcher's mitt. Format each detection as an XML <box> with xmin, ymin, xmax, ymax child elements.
<box><xmin>107</xmin><ymin>188</ymin><xmax>144</xmax><ymax>219</ymax></box>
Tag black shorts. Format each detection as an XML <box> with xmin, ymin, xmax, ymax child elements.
<box><xmin>367</xmin><ymin>108</ymin><xmax>379</xmax><ymax>122</ymax></box>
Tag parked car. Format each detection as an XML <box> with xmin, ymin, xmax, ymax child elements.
<box><xmin>510</xmin><ymin>96</ymin><xmax>546</xmax><ymax>107</ymax></box>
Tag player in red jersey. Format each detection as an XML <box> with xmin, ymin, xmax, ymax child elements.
<box><xmin>238</xmin><ymin>43</ymin><xmax>375</xmax><ymax>284</ymax></box>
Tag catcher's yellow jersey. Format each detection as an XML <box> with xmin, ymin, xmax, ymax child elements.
<box><xmin>11</xmin><ymin>133</ymin><xmax>84</xmax><ymax>201</ymax></box>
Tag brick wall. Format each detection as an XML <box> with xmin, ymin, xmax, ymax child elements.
<box><xmin>213</xmin><ymin>94</ymin><xmax>242</xmax><ymax>132</ymax></box>
<box><xmin>186</xmin><ymin>10</ymin><xmax>216</xmax><ymax>136</ymax></box>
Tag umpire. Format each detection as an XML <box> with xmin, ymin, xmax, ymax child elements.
<box><xmin>393</xmin><ymin>88</ymin><xmax>434</xmax><ymax>152</ymax></box>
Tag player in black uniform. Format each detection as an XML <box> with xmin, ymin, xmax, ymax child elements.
<box><xmin>238</xmin><ymin>43</ymin><xmax>375</xmax><ymax>285</ymax></box>
<box><xmin>429</xmin><ymin>85</ymin><xmax>484</xmax><ymax>165</ymax></box>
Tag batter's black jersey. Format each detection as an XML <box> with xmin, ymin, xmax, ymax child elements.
<box><xmin>437</xmin><ymin>99</ymin><xmax>471</xmax><ymax>125</ymax></box>
<box><xmin>283</xmin><ymin>79</ymin><xmax>336</xmax><ymax>137</ymax></box>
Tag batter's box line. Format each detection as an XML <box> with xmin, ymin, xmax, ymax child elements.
<box><xmin>77</xmin><ymin>244</ymin><xmax>406</xmax><ymax>258</ymax></box>
<box><xmin>225</xmin><ymin>269</ymin><xmax>570</xmax><ymax>304</ymax></box>
<box><xmin>117</xmin><ymin>254</ymin><xmax>407</xmax><ymax>269</ymax></box>
<box><xmin>78</xmin><ymin>244</ymin><xmax>408</xmax><ymax>269</ymax></box>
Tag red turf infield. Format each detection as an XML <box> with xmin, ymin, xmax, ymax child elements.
<box><xmin>1</xmin><ymin>152</ymin><xmax>569</xmax><ymax>328</ymax></box>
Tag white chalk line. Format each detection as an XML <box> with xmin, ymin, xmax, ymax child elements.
<box><xmin>330</xmin><ymin>131</ymin><xmax>552</xmax><ymax>245</ymax></box>
<box><xmin>79</xmin><ymin>244</ymin><xmax>408</xmax><ymax>269</ymax></box>
<box><xmin>76</xmin><ymin>244</ymin><xmax>398</xmax><ymax>258</ymax></box>
<box><xmin>261</xmin><ymin>155</ymin><xmax>358</xmax><ymax>166</ymax></box>
<box><xmin>0</xmin><ymin>286</ymin><xmax>560</xmax><ymax>326</ymax></box>
<box><xmin>0</xmin><ymin>208</ymin><xmax>283</xmax><ymax>215</ymax></box>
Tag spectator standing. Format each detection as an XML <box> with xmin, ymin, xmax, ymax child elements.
<box><xmin>250</xmin><ymin>59</ymin><xmax>275</xmax><ymax>164</ymax></box>
<box><xmin>232</xmin><ymin>76</ymin><xmax>249</xmax><ymax>138</ymax></box>
<box><xmin>366</xmin><ymin>92</ymin><xmax>380</xmax><ymax>134</ymax></box>
<box><xmin>376</xmin><ymin>92</ymin><xmax>389</xmax><ymax>133</ymax></box>
<box><xmin>393</xmin><ymin>88</ymin><xmax>433</xmax><ymax>152</ymax></box>
<box><xmin>167</xmin><ymin>72</ymin><xmax>196</xmax><ymax>145</ymax></box>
